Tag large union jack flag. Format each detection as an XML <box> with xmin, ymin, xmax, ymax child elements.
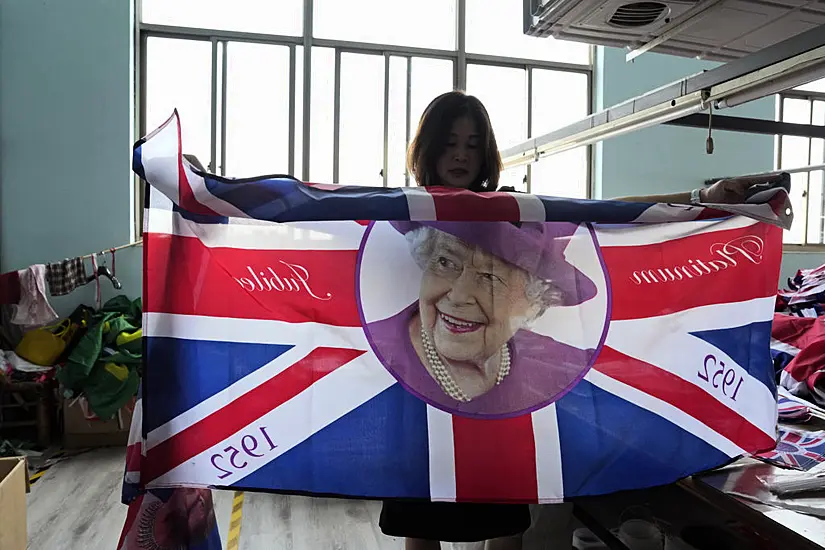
<box><xmin>134</xmin><ymin>112</ymin><xmax>786</xmax><ymax>503</ymax></box>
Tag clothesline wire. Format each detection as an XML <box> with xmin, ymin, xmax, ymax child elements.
<box><xmin>80</xmin><ymin>240</ymin><xmax>143</xmax><ymax>261</ymax></box>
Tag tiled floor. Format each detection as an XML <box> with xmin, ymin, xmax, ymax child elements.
<box><xmin>26</xmin><ymin>448</ymin><xmax>574</xmax><ymax>549</ymax></box>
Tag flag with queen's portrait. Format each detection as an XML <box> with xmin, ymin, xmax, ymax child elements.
<box><xmin>133</xmin><ymin>111</ymin><xmax>787</xmax><ymax>503</ymax></box>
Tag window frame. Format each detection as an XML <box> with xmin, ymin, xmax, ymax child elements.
<box><xmin>135</xmin><ymin>0</ymin><xmax>594</xmax><ymax>231</ymax></box>
<box><xmin>776</xmin><ymin>89</ymin><xmax>825</xmax><ymax>250</ymax></box>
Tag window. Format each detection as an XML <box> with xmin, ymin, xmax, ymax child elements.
<box><xmin>139</xmin><ymin>1</ymin><xmax>591</xmax><ymax>209</ymax></box>
<box><xmin>465</xmin><ymin>0</ymin><xmax>590</xmax><ymax>65</ymax></box>
<box><xmin>467</xmin><ymin>64</ymin><xmax>528</xmax><ymax>191</ymax></box>
<box><xmin>777</xmin><ymin>81</ymin><xmax>825</xmax><ymax>245</ymax></box>
<box><xmin>144</xmin><ymin>38</ymin><xmax>213</xmax><ymax>169</ymax></box>
<box><xmin>224</xmin><ymin>43</ymin><xmax>292</xmax><ymax>177</ymax></box>
<box><xmin>531</xmin><ymin>70</ymin><xmax>590</xmax><ymax>198</ymax></box>
<box><xmin>313</xmin><ymin>0</ymin><xmax>456</xmax><ymax>50</ymax></box>
<box><xmin>142</xmin><ymin>0</ymin><xmax>303</xmax><ymax>36</ymax></box>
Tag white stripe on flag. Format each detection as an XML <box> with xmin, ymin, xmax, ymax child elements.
<box><xmin>140</xmin><ymin>116</ymin><xmax>180</xmax><ymax>210</ymax></box>
<box><xmin>145</xmin><ymin>313</ymin><xmax>369</xmax><ymax>350</ymax></box>
<box><xmin>511</xmin><ymin>193</ymin><xmax>546</xmax><ymax>222</ymax></box>
<box><xmin>531</xmin><ymin>404</ymin><xmax>564</xmax><ymax>503</ymax></box>
<box><xmin>606</xmin><ymin>297</ymin><xmax>777</xmax><ymax>438</ymax></box>
<box><xmin>594</xmin><ymin>216</ymin><xmax>758</xmax><ymax>247</ymax></box>
<box><xmin>770</xmin><ymin>337</ymin><xmax>801</xmax><ymax>356</ymax></box>
<box><xmin>584</xmin><ymin>369</ymin><xmax>745</xmax><ymax>458</ymax></box>
<box><xmin>427</xmin><ymin>406</ymin><xmax>457</xmax><ymax>502</ymax></box>
<box><xmin>403</xmin><ymin>187</ymin><xmax>437</xmax><ymax>220</ymax></box>
<box><xmin>145</xmin><ymin>344</ymin><xmax>314</xmax><ymax>450</ymax></box>
<box><xmin>145</xmin><ymin>207</ymin><xmax>366</xmax><ymax>250</ymax></box>
<box><xmin>148</xmin><ymin>353</ymin><xmax>397</xmax><ymax>488</ymax></box>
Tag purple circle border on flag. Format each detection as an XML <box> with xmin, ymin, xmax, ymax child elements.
<box><xmin>354</xmin><ymin>221</ymin><xmax>613</xmax><ymax>419</ymax></box>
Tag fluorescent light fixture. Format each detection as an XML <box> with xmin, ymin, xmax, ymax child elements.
<box><xmin>714</xmin><ymin>61</ymin><xmax>825</xmax><ymax>108</ymax></box>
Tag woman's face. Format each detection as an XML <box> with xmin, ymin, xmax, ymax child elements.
<box><xmin>419</xmin><ymin>233</ymin><xmax>538</xmax><ymax>364</ymax></box>
<box><xmin>435</xmin><ymin>116</ymin><xmax>482</xmax><ymax>189</ymax></box>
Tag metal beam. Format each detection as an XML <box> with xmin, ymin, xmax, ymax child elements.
<box><xmin>665</xmin><ymin>113</ymin><xmax>825</xmax><ymax>139</ymax></box>
<box><xmin>501</xmin><ymin>22</ymin><xmax>825</xmax><ymax>170</ymax></box>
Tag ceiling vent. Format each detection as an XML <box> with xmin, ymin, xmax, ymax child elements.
<box><xmin>609</xmin><ymin>2</ymin><xmax>669</xmax><ymax>28</ymax></box>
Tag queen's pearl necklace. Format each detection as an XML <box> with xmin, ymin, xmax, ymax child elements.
<box><xmin>420</xmin><ymin>325</ymin><xmax>511</xmax><ymax>403</ymax></box>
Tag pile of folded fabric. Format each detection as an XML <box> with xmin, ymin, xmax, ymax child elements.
<box><xmin>773</xmin><ymin>265</ymin><xmax>825</xmax><ymax>407</ymax></box>
<box><xmin>56</xmin><ymin>295</ymin><xmax>142</xmax><ymax>420</ymax></box>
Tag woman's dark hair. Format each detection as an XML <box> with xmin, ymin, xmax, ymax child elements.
<box><xmin>407</xmin><ymin>91</ymin><xmax>502</xmax><ymax>192</ymax></box>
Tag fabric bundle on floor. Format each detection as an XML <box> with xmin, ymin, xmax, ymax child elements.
<box><xmin>57</xmin><ymin>295</ymin><xmax>143</xmax><ymax>420</ymax></box>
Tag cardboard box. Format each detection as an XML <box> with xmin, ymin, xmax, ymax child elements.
<box><xmin>0</xmin><ymin>457</ymin><xmax>30</xmax><ymax>550</ymax></box>
<box><xmin>62</xmin><ymin>397</ymin><xmax>134</xmax><ymax>449</ymax></box>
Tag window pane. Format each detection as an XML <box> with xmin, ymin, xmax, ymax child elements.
<box><xmin>310</xmin><ymin>48</ymin><xmax>335</xmax><ymax>183</ymax></box>
<box><xmin>387</xmin><ymin>57</ymin><xmax>408</xmax><ymax>187</ymax></box>
<box><xmin>531</xmin><ymin>70</ymin><xmax>589</xmax><ymax>198</ymax></box>
<box><xmin>410</xmin><ymin>58</ymin><xmax>454</xmax><ymax>133</ymax></box>
<box><xmin>145</xmin><ymin>38</ymin><xmax>212</xmax><ymax>170</ymax></box>
<box><xmin>807</xmin><ymin>101</ymin><xmax>825</xmax><ymax>244</ymax></box>
<box><xmin>466</xmin><ymin>0</ymin><xmax>589</xmax><ymax>64</ymax></box>
<box><xmin>467</xmin><ymin>64</ymin><xmax>528</xmax><ymax>191</ymax></box>
<box><xmin>224</xmin><ymin>43</ymin><xmax>291</xmax><ymax>177</ymax></box>
<box><xmin>339</xmin><ymin>54</ymin><xmax>385</xmax><ymax>187</ymax></box>
<box><xmin>142</xmin><ymin>0</ymin><xmax>303</xmax><ymax>36</ymax></box>
<box><xmin>796</xmin><ymin>77</ymin><xmax>825</xmax><ymax>93</ymax></box>
<box><xmin>314</xmin><ymin>0</ymin><xmax>455</xmax><ymax>50</ymax></box>
<box><xmin>781</xmin><ymin>99</ymin><xmax>812</xmax><ymax>244</ymax></box>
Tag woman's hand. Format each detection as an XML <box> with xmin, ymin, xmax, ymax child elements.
<box><xmin>701</xmin><ymin>173</ymin><xmax>787</xmax><ymax>204</ymax></box>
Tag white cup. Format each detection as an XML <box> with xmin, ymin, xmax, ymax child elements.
<box><xmin>617</xmin><ymin>519</ymin><xmax>664</xmax><ymax>550</ymax></box>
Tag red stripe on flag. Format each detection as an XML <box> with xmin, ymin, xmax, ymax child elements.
<box><xmin>452</xmin><ymin>415</ymin><xmax>538</xmax><ymax>503</ymax></box>
<box><xmin>144</xmin><ymin>347</ymin><xmax>365</xmax><ymax>483</ymax></box>
<box><xmin>428</xmin><ymin>187</ymin><xmax>522</xmax><ymax>221</ymax></box>
<box><xmin>144</xmin><ymin>233</ymin><xmax>361</xmax><ymax>326</ymax></box>
<box><xmin>593</xmin><ymin>347</ymin><xmax>775</xmax><ymax>452</ymax></box>
<box><xmin>176</xmin><ymin>119</ymin><xmax>221</xmax><ymax>216</ymax></box>
<box><xmin>601</xmin><ymin>224</ymin><xmax>782</xmax><ymax>320</ymax></box>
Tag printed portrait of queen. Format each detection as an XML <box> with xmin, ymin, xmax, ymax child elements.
<box><xmin>364</xmin><ymin>220</ymin><xmax>602</xmax><ymax>417</ymax></box>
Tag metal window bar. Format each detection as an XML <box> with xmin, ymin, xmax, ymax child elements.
<box><xmin>301</xmin><ymin>0</ymin><xmax>313</xmax><ymax>181</ymax></box>
<box><xmin>526</xmin><ymin>66</ymin><xmax>533</xmax><ymax>194</ymax></box>
<box><xmin>288</xmin><ymin>45</ymin><xmax>297</xmax><ymax>176</ymax></box>
<box><xmin>383</xmin><ymin>53</ymin><xmax>391</xmax><ymax>187</ymax></box>
<box><xmin>806</xmin><ymin>98</ymin><xmax>814</xmax><ymax>245</ymax></box>
<box><xmin>333</xmin><ymin>49</ymin><xmax>341</xmax><ymax>183</ymax></box>
<box><xmin>210</xmin><ymin>38</ymin><xmax>219</xmax><ymax>173</ymax></box>
<box><xmin>220</xmin><ymin>41</ymin><xmax>228</xmax><ymax>176</ymax></box>
<box><xmin>405</xmin><ymin>56</ymin><xmax>412</xmax><ymax>187</ymax></box>
<box><xmin>456</xmin><ymin>0</ymin><xmax>467</xmax><ymax>90</ymax></box>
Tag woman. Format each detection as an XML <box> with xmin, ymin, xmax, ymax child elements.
<box><xmin>367</xmin><ymin>219</ymin><xmax>597</xmax><ymax>415</ymax></box>
<box><xmin>380</xmin><ymin>90</ymin><xmax>780</xmax><ymax>550</ymax></box>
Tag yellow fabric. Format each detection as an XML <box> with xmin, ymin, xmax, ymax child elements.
<box><xmin>14</xmin><ymin>320</ymin><xmax>74</xmax><ymax>366</ymax></box>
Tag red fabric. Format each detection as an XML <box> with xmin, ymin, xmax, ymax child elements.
<box><xmin>0</xmin><ymin>271</ymin><xmax>20</xmax><ymax>305</ymax></box>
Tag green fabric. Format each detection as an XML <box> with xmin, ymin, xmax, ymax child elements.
<box><xmin>57</xmin><ymin>296</ymin><xmax>142</xmax><ymax>420</ymax></box>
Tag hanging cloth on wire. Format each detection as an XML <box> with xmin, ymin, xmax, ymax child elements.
<box><xmin>10</xmin><ymin>265</ymin><xmax>58</xmax><ymax>328</ymax></box>
<box><xmin>46</xmin><ymin>257</ymin><xmax>88</xmax><ymax>296</ymax></box>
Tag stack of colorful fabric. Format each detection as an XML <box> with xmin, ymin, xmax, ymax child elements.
<box><xmin>57</xmin><ymin>295</ymin><xmax>143</xmax><ymax>420</ymax></box>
